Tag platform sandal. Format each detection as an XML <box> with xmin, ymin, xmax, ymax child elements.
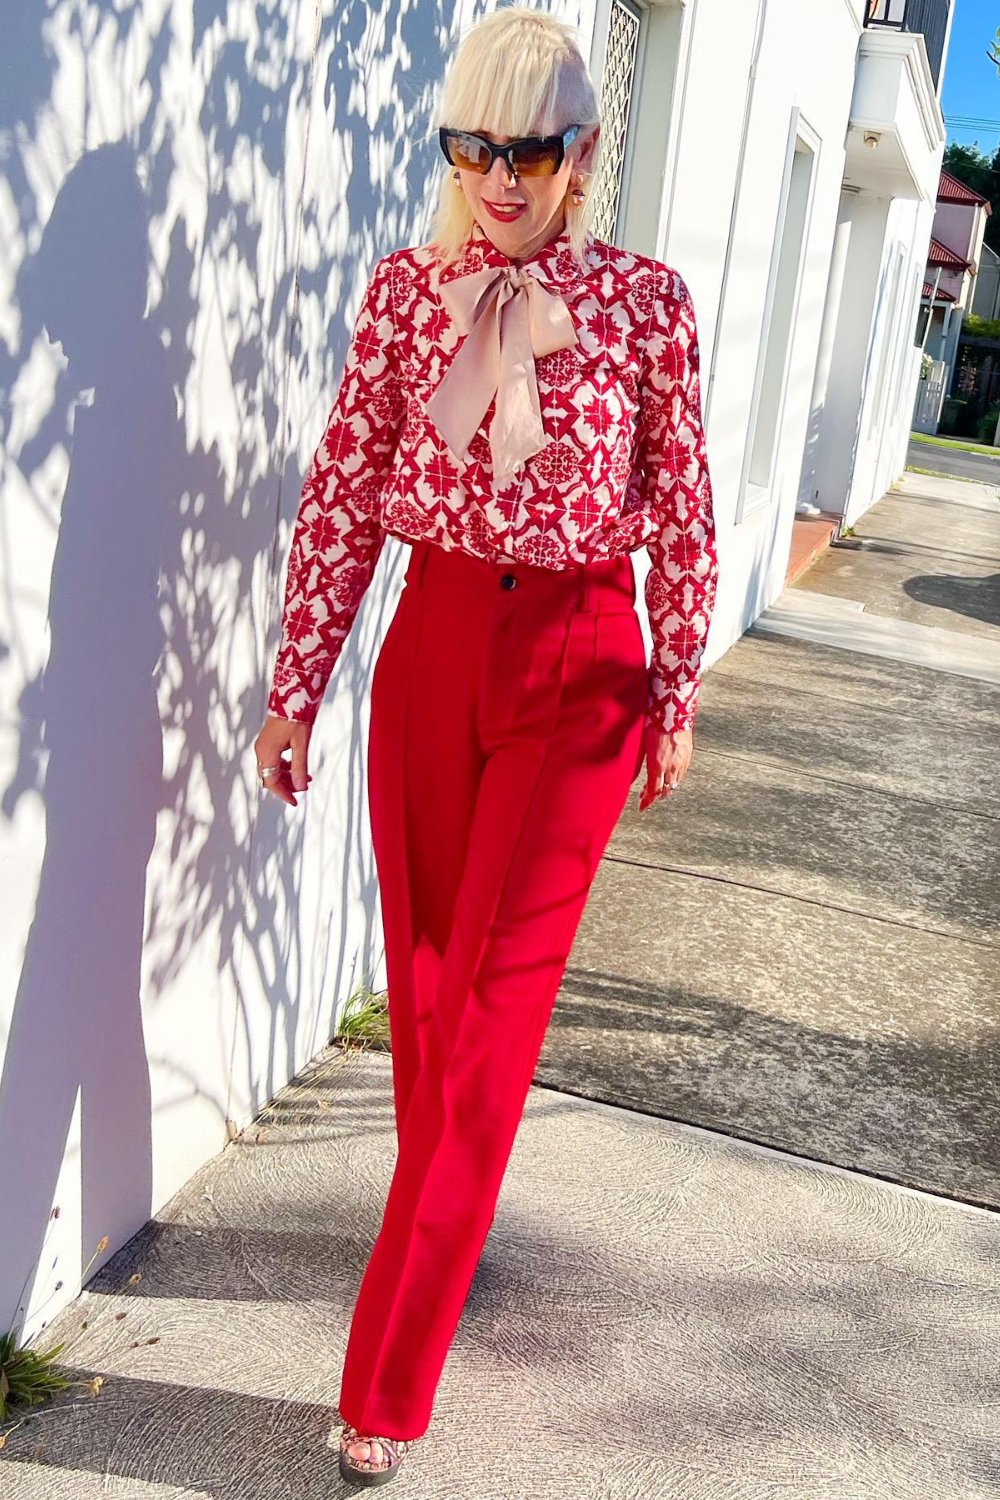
<box><xmin>338</xmin><ymin>1420</ymin><xmax>413</xmax><ymax>1487</ymax></box>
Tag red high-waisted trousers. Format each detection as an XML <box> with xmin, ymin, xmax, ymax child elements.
<box><xmin>338</xmin><ymin>537</ymin><xmax>649</xmax><ymax>1439</ymax></box>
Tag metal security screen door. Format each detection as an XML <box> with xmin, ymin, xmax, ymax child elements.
<box><xmin>592</xmin><ymin>0</ymin><xmax>643</xmax><ymax>243</ymax></box>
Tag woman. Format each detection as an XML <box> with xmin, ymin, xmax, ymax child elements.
<box><xmin>254</xmin><ymin>6</ymin><xmax>718</xmax><ymax>1486</ymax></box>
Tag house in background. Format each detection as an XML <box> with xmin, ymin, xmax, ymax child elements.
<box><xmin>913</xmin><ymin>169</ymin><xmax>991</xmax><ymax>432</ymax></box>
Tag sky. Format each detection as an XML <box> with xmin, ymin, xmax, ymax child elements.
<box><xmin>941</xmin><ymin>0</ymin><xmax>1000</xmax><ymax>151</ymax></box>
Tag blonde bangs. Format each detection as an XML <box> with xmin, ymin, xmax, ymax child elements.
<box><xmin>425</xmin><ymin>6</ymin><xmax>601</xmax><ymax>269</ymax></box>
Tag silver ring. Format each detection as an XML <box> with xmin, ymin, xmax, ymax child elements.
<box><xmin>258</xmin><ymin>764</ymin><xmax>281</xmax><ymax>781</ymax></box>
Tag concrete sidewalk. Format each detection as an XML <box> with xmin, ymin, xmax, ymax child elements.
<box><xmin>538</xmin><ymin>470</ymin><xmax>1000</xmax><ymax>1208</ymax></box>
<box><xmin>3</xmin><ymin>471</ymin><xmax>999</xmax><ymax>1498</ymax></box>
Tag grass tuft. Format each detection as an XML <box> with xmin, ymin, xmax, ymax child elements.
<box><xmin>0</xmin><ymin>1231</ymin><xmax>113</xmax><ymax>1441</ymax></box>
<box><xmin>0</xmin><ymin>1331</ymin><xmax>70</xmax><ymax>1423</ymax></box>
<box><xmin>335</xmin><ymin>979</ymin><xmax>391</xmax><ymax>1052</ymax></box>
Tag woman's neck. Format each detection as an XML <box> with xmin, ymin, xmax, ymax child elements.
<box><xmin>470</xmin><ymin>211</ymin><xmax>568</xmax><ymax>264</ymax></box>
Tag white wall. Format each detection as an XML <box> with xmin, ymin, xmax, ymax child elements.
<box><xmin>3</xmin><ymin>0</ymin><xmax>604</xmax><ymax>1342</ymax></box>
<box><xmin>661</xmin><ymin>0</ymin><xmax>944</xmax><ymax>578</ymax></box>
<box><xmin>793</xmin><ymin>182</ymin><xmax>937</xmax><ymax>526</ymax></box>
<box><xmin>650</xmin><ymin>0</ymin><xmax>864</xmax><ymax>664</ymax></box>
<box><xmin>844</xmin><ymin>194</ymin><xmax>936</xmax><ymax>522</ymax></box>
<box><xmin>810</xmin><ymin>192</ymin><xmax>893</xmax><ymax>511</ymax></box>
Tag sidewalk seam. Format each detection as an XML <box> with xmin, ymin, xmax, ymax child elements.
<box><xmin>602</xmin><ymin>853</ymin><xmax>999</xmax><ymax>950</ymax></box>
<box><xmin>695</xmin><ymin>745</ymin><xmax>1000</xmax><ymax>822</ymax></box>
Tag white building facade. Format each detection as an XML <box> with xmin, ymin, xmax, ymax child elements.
<box><xmin>0</xmin><ymin>0</ymin><xmax>951</xmax><ymax>1340</ymax></box>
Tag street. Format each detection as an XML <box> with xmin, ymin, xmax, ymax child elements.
<box><xmin>908</xmin><ymin>435</ymin><xmax>1000</xmax><ymax>485</ymax></box>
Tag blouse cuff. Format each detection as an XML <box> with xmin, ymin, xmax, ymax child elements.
<box><xmin>645</xmin><ymin>675</ymin><xmax>703</xmax><ymax>737</ymax></box>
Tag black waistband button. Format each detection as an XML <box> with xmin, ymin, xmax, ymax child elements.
<box><xmin>499</xmin><ymin>573</ymin><xmax>517</xmax><ymax>590</ymax></box>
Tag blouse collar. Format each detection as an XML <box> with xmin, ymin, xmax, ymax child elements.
<box><xmin>442</xmin><ymin>221</ymin><xmax>592</xmax><ymax>293</ymax></box>
<box><xmin>426</xmin><ymin>221</ymin><xmax>587</xmax><ymax>479</ymax></box>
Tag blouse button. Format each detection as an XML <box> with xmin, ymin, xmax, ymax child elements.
<box><xmin>499</xmin><ymin>573</ymin><xmax>517</xmax><ymax>591</ymax></box>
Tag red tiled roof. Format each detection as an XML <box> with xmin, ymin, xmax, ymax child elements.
<box><xmin>938</xmin><ymin>169</ymin><xmax>992</xmax><ymax>211</ymax></box>
<box><xmin>921</xmin><ymin>280</ymin><xmax>956</xmax><ymax>302</ymax></box>
<box><xmin>928</xmin><ymin>237</ymin><xmax>973</xmax><ymax>271</ymax></box>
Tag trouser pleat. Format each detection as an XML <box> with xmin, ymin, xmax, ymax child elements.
<box><xmin>338</xmin><ymin>541</ymin><xmax>648</xmax><ymax>1439</ymax></box>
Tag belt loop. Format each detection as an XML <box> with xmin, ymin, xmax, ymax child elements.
<box><xmin>407</xmin><ymin>539</ymin><xmax>432</xmax><ymax>588</ymax></box>
<box><xmin>580</xmin><ymin>562</ymin><xmax>593</xmax><ymax>614</ymax></box>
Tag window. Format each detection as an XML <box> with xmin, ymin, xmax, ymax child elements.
<box><xmin>589</xmin><ymin>0</ymin><xmax>687</xmax><ymax>254</ymax></box>
<box><xmin>741</xmin><ymin>114</ymin><xmax>818</xmax><ymax>515</ymax></box>
<box><xmin>591</xmin><ymin>0</ymin><xmax>644</xmax><ymax>243</ymax></box>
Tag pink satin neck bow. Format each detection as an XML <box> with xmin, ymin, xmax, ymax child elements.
<box><xmin>422</xmin><ymin>260</ymin><xmax>579</xmax><ymax>482</ymax></box>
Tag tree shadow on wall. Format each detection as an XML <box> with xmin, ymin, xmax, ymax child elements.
<box><xmin>0</xmin><ymin>143</ymin><xmax>170</xmax><ymax>1335</ymax></box>
<box><xmin>0</xmin><ymin>0</ymin><xmax>461</xmax><ymax>1338</ymax></box>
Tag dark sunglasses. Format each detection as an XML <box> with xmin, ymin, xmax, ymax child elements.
<box><xmin>439</xmin><ymin>123</ymin><xmax>582</xmax><ymax>178</ymax></box>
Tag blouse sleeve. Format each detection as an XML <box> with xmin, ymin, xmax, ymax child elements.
<box><xmin>636</xmin><ymin>266</ymin><xmax>719</xmax><ymax>736</ymax></box>
<box><xmin>267</xmin><ymin>252</ymin><xmax>405</xmax><ymax>723</ymax></box>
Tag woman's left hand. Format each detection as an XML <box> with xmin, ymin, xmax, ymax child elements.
<box><xmin>638</xmin><ymin>724</ymin><xmax>693</xmax><ymax>812</ymax></box>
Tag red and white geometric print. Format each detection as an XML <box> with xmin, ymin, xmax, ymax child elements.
<box><xmin>267</xmin><ymin>225</ymin><xmax>719</xmax><ymax>735</ymax></box>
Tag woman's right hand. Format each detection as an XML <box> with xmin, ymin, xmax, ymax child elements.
<box><xmin>254</xmin><ymin>714</ymin><xmax>313</xmax><ymax>807</ymax></box>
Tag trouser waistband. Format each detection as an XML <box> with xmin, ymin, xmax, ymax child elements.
<box><xmin>403</xmin><ymin>538</ymin><xmax>636</xmax><ymax>612</ymax></box>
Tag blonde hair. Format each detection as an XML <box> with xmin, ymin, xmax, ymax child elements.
<box><xmin>426</xmin><ymin>6</ymin><xmax>602</xmax><ymax>269</ymax></box>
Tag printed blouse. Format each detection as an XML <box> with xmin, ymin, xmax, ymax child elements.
<box><xmin>266</xmin><ymin>223</ymin><xmax>719</xmax><ymax>735</ymax></box>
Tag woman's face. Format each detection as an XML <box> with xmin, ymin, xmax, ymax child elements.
<box><xmin>455</xmin><ymin>122</ymin><xmax>600</xmax><ymax>262</ymax></box>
